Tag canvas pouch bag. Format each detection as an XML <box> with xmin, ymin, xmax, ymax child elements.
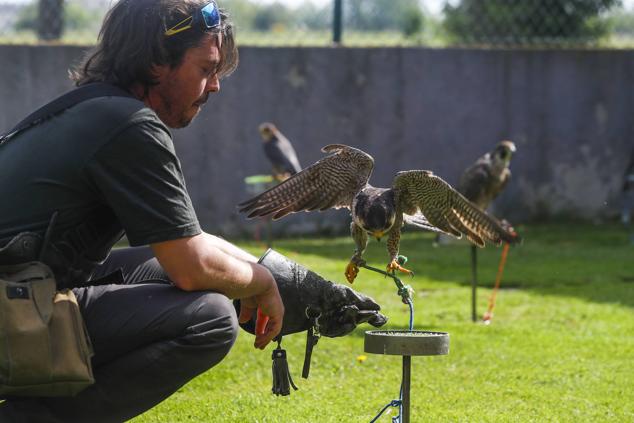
<box><xmin>0</xmin><ymin>261</ymin><xmax>94</xmax><ymax>397</ymax></box>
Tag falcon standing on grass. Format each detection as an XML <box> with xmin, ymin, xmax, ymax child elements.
<box><xmin>258</xmin><ymin>122</ymin><xmax>302</xmax><ymax>182</ymax></box>
<box><xmin>238</xmin><ymin>144</ymin><xmax>519</xmax><ymax>283</ymax></box>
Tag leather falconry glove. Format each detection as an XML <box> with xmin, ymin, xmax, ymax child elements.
<box><xmin>235</xmin><ymin>249</ymin><xmax>388</xmax><ymax>396</ymax></box>
<box><xmin>237</xmin><ymin>248</ymin><xmax>388</xmax><ymax>337</ymax></box>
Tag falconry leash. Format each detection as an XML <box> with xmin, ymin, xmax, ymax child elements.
<box><xmin>482</xmin><ymin>241</ymin><xmax>511</xmax><ymax>323</ymax></box>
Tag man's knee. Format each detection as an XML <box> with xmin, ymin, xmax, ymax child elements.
<box><xmin>185</xmin><ymin>292</ymin><xmax>239</xmax><ymax>361</ymax></box>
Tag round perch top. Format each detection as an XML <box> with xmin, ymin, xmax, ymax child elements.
<box><xmin>364</xmin><ymin>330</ymin><xmax>450</xmax><ymax>356</ymax></box>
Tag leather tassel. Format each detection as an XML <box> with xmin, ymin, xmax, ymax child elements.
<box><xmin>271</xmin><ymin>339</ymin><xmax>298</xmax><ymax>396</ymax></box>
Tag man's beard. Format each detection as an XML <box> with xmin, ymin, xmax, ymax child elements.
<box><xmin>176</xmin><ymin>94</ymin><xmax>209</xmax><ymax>128</ymax></box>
<box><xmin>158</xmin><ymin>91</ymin><xmax>208</xmax><ymax>128</ymax></box>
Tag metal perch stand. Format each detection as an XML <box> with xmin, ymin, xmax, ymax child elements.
<box><xmin>360</xmin><ymin>261</ymin><xmax>449</xmax><ymax>423</ymax></box>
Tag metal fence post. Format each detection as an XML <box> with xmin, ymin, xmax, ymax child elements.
<box><xmin>333</xmin><ymin>0</ymin><xmax>342</xmax><ymax>45</ymax></box>
<box><xmin>38</xmin><ymin>0</ymin><xmax>64</xmax><ymax>40</ymax></box>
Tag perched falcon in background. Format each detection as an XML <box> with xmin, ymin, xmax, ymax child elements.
<box><xmin>458</xmin><ymin>140</ymin><xmax>516</xmax><ymax>211</ymax></box>
<box><xmin>457</xmin><ymin>140</ymin><xmax>518</xmax><ymax>322</ymax></box>
<box><xmin>258</xmin><ymin>122</ymin><xmax>302</xmax><ymax>182</ymax></box>
<box><xmin>239</xmin><ymin>144</ymin><xmax>520</xmax><ymax>283</ymax></box>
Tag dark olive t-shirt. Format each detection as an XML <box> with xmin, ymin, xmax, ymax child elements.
<box><xmin>0</xmin><ymin>95</ymin><xmax>201</xmax><ymax>285</ymax></box>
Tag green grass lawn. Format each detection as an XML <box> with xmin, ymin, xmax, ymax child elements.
<box><xmin>132</xmin><ymin>222</ymin><xmax>634</xmax><ymax>422</ymax></box>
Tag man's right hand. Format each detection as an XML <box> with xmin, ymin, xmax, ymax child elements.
<box><xmin>237</xmin><ymin>272</ymin><xmax>284</xmax><ymax>349</ymax></box>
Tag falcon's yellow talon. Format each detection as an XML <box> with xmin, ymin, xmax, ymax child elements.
<box><xmin>387</xmin><ymin>259</ymin><xmax>414</xmax><ymax>277</ymax></box>
<box><xmin>345</xmin><ymin>261</ymin><xmax>359</xmax><ymax>283</ymax></box>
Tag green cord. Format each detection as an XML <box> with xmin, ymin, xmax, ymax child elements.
<box><xmin>359</xmin><ymin>257</ymin><xmax>413</xmax><ymax>304</ymax></box>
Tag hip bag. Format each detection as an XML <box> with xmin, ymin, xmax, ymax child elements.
<box><xmin>0</xmin><ymin>261</ymin><xmax>94</xmax><ymax>397</ymax></box>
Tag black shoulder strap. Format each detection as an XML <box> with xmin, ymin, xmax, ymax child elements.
<box><xmin>0</xmin><ymin>82</ymin><xmax>134</xmax><ymax>147</ymax></box>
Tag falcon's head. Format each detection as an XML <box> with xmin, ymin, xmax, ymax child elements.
<box><xmin>258</xmin><ymin>122</ymin><xmax>278</xmax><ymax>142</ymax></box>
<box><xmin>353</xmin><ymin>188</ymin><xmax>397</xmax><ymax>241</ymax></box>
<box><xmin>493</xmin><ymin>140</ymin><xmax>516</xmax><ymax>166</ymax></box>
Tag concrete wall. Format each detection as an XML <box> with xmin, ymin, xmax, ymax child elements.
<box><xmin>1</xmin><ymin>45</ymin><xmax>632</xmax><ymax>236</ymax></box>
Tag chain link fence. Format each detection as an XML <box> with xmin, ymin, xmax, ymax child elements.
<box><xmin>1</xmin><ymin>0</ymin><xmax>634</xmax><ymax>47</ymax></box>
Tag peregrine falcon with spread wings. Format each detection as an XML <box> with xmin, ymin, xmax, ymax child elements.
<box><xmin>259</xmin><ymin>122</ymin><xmax>302</xmax><ymax>182</ymax></box>
<box><xmin>239</xmin><ymin>144</ymin><xmax>519</xmax><ymax>283</ymax></box>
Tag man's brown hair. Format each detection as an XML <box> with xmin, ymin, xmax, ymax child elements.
<box><xmin>71</xmin><ymin>0</ymin><xmax>238</xmax><ymax>90</ymax></box>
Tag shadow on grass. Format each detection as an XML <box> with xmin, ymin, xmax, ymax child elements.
<box><xmin>261</xmin><ymin>222</ymin><xmax>634</xmax><ymax>309</ymax></box>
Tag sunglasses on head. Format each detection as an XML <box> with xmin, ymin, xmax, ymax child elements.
<box><xmin>165</xmin><ymin>1</ymin><xmax>220</xmax><ymax>37</ymax></box>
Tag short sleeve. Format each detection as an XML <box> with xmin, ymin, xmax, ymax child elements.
<box><xmin>84</xmin><ymin>117</ymin><xmax>201</xmax><ymax>246</ymax></box>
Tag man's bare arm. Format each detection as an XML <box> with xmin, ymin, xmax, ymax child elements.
<box><xmin>203</xmin><ymin>233</ymin><xmax>259</xmax><ymax>263</ymax></box>
<box><xmin>151</xmin><ymin>232</ymin><xmax>283</xmax><ymax>349</ymax></box>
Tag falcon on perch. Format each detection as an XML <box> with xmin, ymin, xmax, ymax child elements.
<box><xmin>238</xmin><ymin>144</ymin><xmax>519</xmax><ymax>283</ymax></box>
<box><xmin>258</xmin><ymin>122</ymin><xmax>302</xmax><ymax>182</ymax></box>
<box><xmin>458</xmin><ymin>140</ymin><xmax>516</xmax><ymax>211</ymax></box>
<box><xmin>457</xmin><ymin>140</ymin><xmax>518</xmax><ymax>322</ymax></box>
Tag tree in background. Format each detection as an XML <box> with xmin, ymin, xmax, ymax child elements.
<box><xmin>345</xmin><ymin>0</ymin><xmax>424</xmax><ymax>36</ymax></box>
<box><xmin>443</xmin><ymin>0</ymin><xmax>621</xmax><ymax>45</ymax></box>
<box><xmin>222</xmin><ymin>0</ymin><xmax>297</xmax><ymax>32</ymax></box>
<box><xmin>15</xmin><ymin>0</ymin><xmax>99</xmax><ymax>40</ymax></box>
<box><xmin>221</xmin><ymin>0</ymin><xmax>258</xmax><ymax>31</ymax></box>
<box><xmin>295</xmin><ymin>1</ymin><xmax>331</xmax><ymax>31</ymax></box>
<box><xmin>608</xmin><ymin>4</ymin><xmax>634</xmax><ymax>38</ymax></box>
<box><xmin>252</xmin><ymin>2</ymin><xmax>293</xmax><ymax>31</ymax></box>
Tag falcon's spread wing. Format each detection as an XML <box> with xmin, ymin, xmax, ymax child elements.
<box><xmin>393</xmin><ymin>170</ymin><xmax>518</xmax><ymax>247</ymax></box>
<box><xmin>239</xmin><ymin>144</ymin><xmax>374</xmax><ymax>220</ymax></box>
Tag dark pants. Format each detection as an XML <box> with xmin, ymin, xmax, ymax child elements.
<box><xmin>0</xmin><ymin>247</ymin><xmax>239</xmax><ymax>422</ymax></box>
